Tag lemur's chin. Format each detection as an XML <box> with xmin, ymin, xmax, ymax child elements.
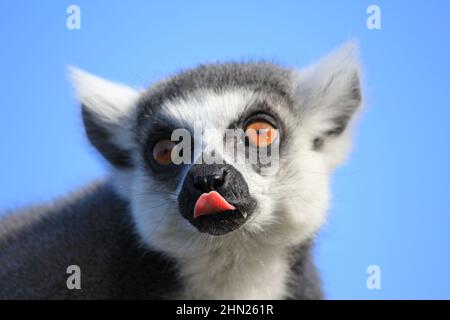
<box><xmin>191</xmin><ymin>208</ymin><xmax>250</xmax><ymax>236</ymax></box>
<box><xmin>177</xmin><ymin>163</ymin><xmax>257</xmax><ymax>236</ymax></box>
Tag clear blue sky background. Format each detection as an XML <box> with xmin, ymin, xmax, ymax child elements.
<box><xmin>1</xmin><ymin>1</ymin><xmax>449</xmax><ymax>299</ymax></box>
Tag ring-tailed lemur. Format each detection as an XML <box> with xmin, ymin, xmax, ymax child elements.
<box><xmin>0</xmin><ymin>42</ymin><xmax>362</xmax><ymax>299</ymax></box>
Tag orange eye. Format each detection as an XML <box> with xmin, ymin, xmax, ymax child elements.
<box><xmin>245</xmin><ymin>121</ymin><xmax>278</xmax><ymax>147</ymax></box>
<box><xmin>152</xmin><ymin>139</ymin><xmax>176</xmax><ymax>165</ymax></box>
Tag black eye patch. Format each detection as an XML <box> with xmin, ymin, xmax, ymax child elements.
<box><xmin>142</xmin><ymin>124</ymin><xmax>180</xmax><ymax>167</ymax></box>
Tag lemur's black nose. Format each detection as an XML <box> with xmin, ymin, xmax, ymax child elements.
<box><xmin>178</xmin><ymin>163</ymin><xmax>256</xmax><ymax>235</ymax></box>
<box><xmin>191</xmin><ymin>164</ymin><xmax>226</xmax><ymax>192</ymax></box>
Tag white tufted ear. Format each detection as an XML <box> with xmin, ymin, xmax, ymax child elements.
<box><xmin>68</xmin><ymin>67</ymin><xmax>141</xmax><ymax>167</ymax></box>
<box><xmin>293</xmin><ymin>42</ymin><xmax>363</xmax><ymax>168</ymax></box>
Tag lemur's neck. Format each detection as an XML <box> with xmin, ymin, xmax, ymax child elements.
<box><xmin>177</xmin><ymin>243</ymin><xmax>290</xmax><ymax>299</ymax></box>
<box><xmin>174</xmin><ymin>239</ymin><xmax>320</xmax><ymax>299</ymax></box>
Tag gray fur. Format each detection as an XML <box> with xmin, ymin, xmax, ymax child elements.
<box><xmin>137</xmin><ymin>62</ymin><xmax>294</xmax><ymax>118</ymax></box>
<box><xmin>82</xmin><ymin>106</ymin><xmax>134</xmax><ymax>168</ymax></box>
<box><xmin>0</xmin><ymin>183</ymin><xmax>320</xmax><ymax>299</ymax></box>
<box><xmin>0</xmin><ymin>183</ymin><xmax>179</xmax><ymax>299</ymax></box>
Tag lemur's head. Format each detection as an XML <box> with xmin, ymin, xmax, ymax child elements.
<box><xmin>71</xmin><ymin>42</ymin><xmax>362</xmax><ymax>257</ymax></box>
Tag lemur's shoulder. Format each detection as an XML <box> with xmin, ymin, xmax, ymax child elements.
<box><xmin>0</xmin><ymin>182</ymin><xmax>179</xmax><ymax>299</ymax></box>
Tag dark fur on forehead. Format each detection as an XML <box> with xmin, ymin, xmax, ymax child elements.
<box><xmin>136</xmin><ymin>62</ymin><xmax>294</xmax><ymax>129</ymax></box>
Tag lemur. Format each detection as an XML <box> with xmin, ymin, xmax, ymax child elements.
<box><xmin>0</xmin><ymin>42</ymin><xmax>362</xmax><ymax>299</ymax></box>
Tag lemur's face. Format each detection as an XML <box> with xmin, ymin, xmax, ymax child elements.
<box><xmin>71</xmin><ymin>43</ymin><xmax>362</xmax><ymax>256</ymax></box>
<box><xmin>135</xmin><ymin>86</ymin><xmax>291</xmax><ymax>237</ymax></box>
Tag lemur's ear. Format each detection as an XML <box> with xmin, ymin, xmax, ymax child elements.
<box><xmin>69</xmin><ymin>67</ymin><xmax>140</xmax><ymax>168</ymax></box>
<box><xmin>293</xmin><ymin>42</ymin><xmax>362</xmax><ymax>166</ymax></box>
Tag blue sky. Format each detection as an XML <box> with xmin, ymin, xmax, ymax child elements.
<box><xmin>1</xmin><ymin>1</ymin><xmax>450</xmax><ymax>299</ymax></box>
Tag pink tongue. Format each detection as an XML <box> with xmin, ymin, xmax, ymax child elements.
<box><xmin>194</xmin><ymin>191</ymin><xmax>236</xmax><ymax>218</ymax></box>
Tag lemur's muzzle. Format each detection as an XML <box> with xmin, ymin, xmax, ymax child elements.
<box><xmin>178</xmin><ymin>163</ymin><xmax>257</xmax><ymax>235</ymax></box>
